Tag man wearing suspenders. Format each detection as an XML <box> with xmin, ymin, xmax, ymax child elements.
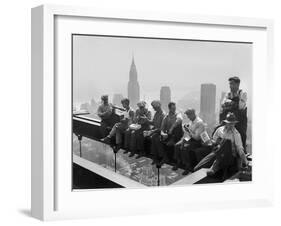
<box><xmin>100</xmin><ymin>98</ymin><xmax>134</xmax><ymax>148</ymax></box>
<box><xmin>220</xmin><ymin>76</ymin><xmax>248</xmax><ymax>153</ymax></box>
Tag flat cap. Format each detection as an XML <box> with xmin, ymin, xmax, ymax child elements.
<box><xmin>228</xmin><ymin>76</ymin><xmax>240</xmax><ymax>83</ymax></box>
<box><xmin>137</xmin><ymin>101</ymin><xmax>146</xmax><ymax>108</ymax></box>
<box><xmin>101</xmin><ymin>95</ymin><xmax>108</xmax><ymax>100</ymax></box>
<box><xmin>151</xmin><ymin>100</ymin><xmax>161</xmax><ymax>108</ymax></box>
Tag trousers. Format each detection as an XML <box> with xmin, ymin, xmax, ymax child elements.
<box><xmin>108</xmin><ymin>122</ymin><xmax>128</xmax><ymax>144</ymax></box>
<box><xmin>174</xmin><ymin>138</ymin><xmax>202</xmax><ymax>168</ymax></box>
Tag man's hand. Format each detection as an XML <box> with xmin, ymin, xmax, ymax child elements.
<box><xmin>140</xmin><ymin>115</ymin><xmax>148</xmax><ymax>119</ymax></box>
<box><xmin>161</xmin><ymin>131</ymin><xmax>168</xmax><ymax>140</ymax></box>
<box><xmin>139</xmin><ymin>115</ymin><xmax>149</xmax><ymax>123</ymax></box>
<box><xmin>143</xmin><ymin>130</ymin><xmax>152</xmax><ymax>137</ymax></box>
<box><xmin>242</xmin><ymin>158</ymin><xmax>249</xmax><ymax>168</ymax></box>
<box><xmin>222</xmin><ymin>99</ymin><xmax>235</xmax><ymax>110</ymax></box>
<box><xmin>168</xmin><ymin>128</ymin><xmax>173</xmax><ymax>135</ymax></box>
<box><xmin>183</xmin><ymin>124</ymin><xmax>190</xmax><ymax>132</ymax></box>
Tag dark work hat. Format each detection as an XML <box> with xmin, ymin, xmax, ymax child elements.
<box><xmin>223</xmin><ymin>112</ymin><xmax>239</xmax><ymax>124</ymax></box>
<box><xmin>137</xmin><ymin>101</ymin><xmax>146</xmax><ymax>108</ymax></box>
<box><xmin>101</xmin><ymin>95</ymin><xmax>108</xmax><ymax>100</ymax></box>
<box><xmin>151</xmin><ymin>100</ymin><xmax>161</xmax><ymax>108</ymax></box>
<box><xmin>184</xmin><ymin>108</ymin><xmax>195</xmax><ymax>115</ymax></box>
<box><xmin>228</xmin><ymin>76</ymin><xmax>240</xmax><ymax>83</ymax></box>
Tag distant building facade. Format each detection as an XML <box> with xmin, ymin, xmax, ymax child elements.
<box><xmin>112</xmin><ymin>93</ymin><xmax>124</xmax><ymax>106</ymax></box>
<box><xmin>127</xmin><ymin>56</ymin><xmax>140</xmax><ymax>109</ymax></box>
<box><xmin>90</xmin><ymin>98</ymin><xmax>98</xmax><ymax>113</ymax></box>
<box><xmin>80</xmin><ymin>102</ymin><xmax>90</xmax><ymax>111</ymax></box>
<box><xmin>200</xmin><ymin>83</ymin><xmax>216</xmax><ymax>129</ymax></box>
<box><xmin>177</xmin><ymin>91</ymin><xmax>200</xmax><ymax>114</ymax></box>
<box><xmin>160</xmin><ymin>86</ymin><xmax>171</xmax><ymax>113</ymax></box>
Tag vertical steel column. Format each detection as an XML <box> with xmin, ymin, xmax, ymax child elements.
<box><xmin>156</xmin><ymin>164</ymin><xmax>161</xmax><ymax>186</ymax></box>
<box><xmin>77</xmin><ymin>135</ymin><xmax>83</xmax><ymax>157</ymax></box>
<box><xmin>113</xmin><ymin>147</ymin><xmax>118</xmax><ymax>172</ymax></box>
<box><xmin>114</xmin><ymin>152</ymin><xmax>117</xmax><ymax>172</ymax></box>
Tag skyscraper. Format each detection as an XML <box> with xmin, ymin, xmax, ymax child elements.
<box><xmin>160</xmin><ymin>86</ymin><xmax>171</xmax><ymax>113</ymax></box>
<box><xmin>127</xmin><ymin>56</ymin><xmax>140</xmax><ymax>109</ymax></box>
<box><xmin>200</xmin><ymin>83</ymin><xmax>216</xmax><ymax>128</ymax></box>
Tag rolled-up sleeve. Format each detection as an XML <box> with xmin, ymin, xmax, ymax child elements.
<box><xmin>161</xmin><ymin>116</ymin><xmax>167</xmax><ymax>132</ymax></box>
<box><xmin>176</xmin><ymin>113</ymin><xmax>183</xmax><ymax>124</ymax></box>
<box><xmin>221</xmin><ymin>93</ymin><xmax>228</xmax><ymax>106</ymax></box>
<box><xmin>193</xmin><ymin>122</ymin><xmax>205</xmax><ymax>140</ymax></box>
<box><xmin>239</xmin><ymin>92</ymin><xmax>247</xmax><ymax>110</ymax></box>
<box><xmin>212</xmin><ymin>127</ymin><xmax>222</xmax><ymax>143</ymax></box>
<box><xmin>234</xmin><ymin>131</ymin><xmax>245</xmax><ymax>157</ymax></box>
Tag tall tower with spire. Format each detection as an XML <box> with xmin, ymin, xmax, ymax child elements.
<box><xmin>127</xmin><ymin>55</ymin><xmax>140</xmax><ymax>109</ymax></box>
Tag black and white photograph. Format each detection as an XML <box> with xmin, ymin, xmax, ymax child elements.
<box><xmin>72</xmin><ymin>34</ymin><xmax>252</xmax><ymax>189</ymax></box>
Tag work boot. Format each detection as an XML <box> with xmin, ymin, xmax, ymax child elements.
<box><xmin>115</xmin><ymin>144</ymin><xmax>122</xmax><ymax>151</ymax></box>
<box><xmin>128</xmin><ymin>152</ymin><xmax>135</xmax><ymax>157</ymax></box>
<box><xmin>182</xmin><ymin>169</ymin><xmax>190</xmax><ymax>175</ymax></box>
<box><xmin>136</xmin><ymin>151</ymin><xmax>145</xmax><ymax>159</ymax></box>
<box><xmin>136</xmin><ymin>154</ymin><xmax>142</xmax><ymax>159</ymax></box>
<box><xmin>206</xmin><ymin>168</ymin><xmax>216</xmax><ymax>176</ymax></box>
<box><xmin>100</xmin><ymin>136</ymin><xmax>111</xmax><ymax>144</ymax></box>
<box><xmin>159</xmin><ymin>158</ymin><xmax>168</xmax><ymax>166</ymax></box>
<box><xmin>172</xmin><ymin>165</ymin><xmax>179</xmax><ymax>171</ymax></box>
<box><xmin>123</xmin><ymin>149</ymin><xmax>130</xmax><ymax>154</ymax></box>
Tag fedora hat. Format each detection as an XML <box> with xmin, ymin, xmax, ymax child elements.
<box><xmin>223</xmin><ymin>112</ymin><xmax>239</xmax><ymax>124</ymax></box>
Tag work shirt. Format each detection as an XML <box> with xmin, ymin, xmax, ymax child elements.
<box><xmin>134</xmin><ymin>108</ymin><xmax>152</xmax><ymax>126</ymax></box>
<box><xmin>120</xmin><ymin>107</ymin><xmax>135</xmax><ymax>126</ymax></box>
<box><xmin>152</xmin><ymin>109</ymin><xmax>165</xmax><ymax>129</ymax></box>
<box><xmin>222</xmin><ymin>89</ymin><xmax>247</xmax><ymax>110</ymax></box>
<box><xmin>161</xmin><ymin>112</ymin><xmax>183</xmax><ymax>133</ymax></box>
<box><xmin>213</xmin><ymin>126</ymin><xmax>245</xmax><ymax>159</ymax></box>
<box><xmin>183</xmin><ymin>116</ymin><xmax>206</xmax><ymax>141</ymax></box>
<box><xmin>97</xmin><ymin>103</ymin><xmax>112</xmax><ymax>120</ymax></box>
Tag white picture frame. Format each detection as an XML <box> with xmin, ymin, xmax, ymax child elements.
<box><xmin>31</xmin><ymin>4</ymin><xmax>274</xmax><ymax>221</ymax></box>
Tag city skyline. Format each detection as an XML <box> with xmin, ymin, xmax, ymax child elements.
<box><xmin>72</xmin><ymin>35</ymin><xmax>253</xmax><ymax>189</ymax></box>
<box><xmin>112</xmin><ymin>93</ymin><xmax>124</xmax><ymax>106</ymax></box>
<box><xmin>76</xmin><ymin>66</ymin><xmax>247</xmax><ymax>120</ymax></box>
<box><xmin>77</xmin><ymin>79</ymin><xmax>250</xmax><ymax>127</ymax></box>
<box><xmin>73</xmin><ymin>35</ymin><xmax>252</xmax><ymax>116</ymax></box>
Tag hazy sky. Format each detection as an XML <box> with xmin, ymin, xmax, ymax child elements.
<box><xmin>73</xmin><ymin>35</ymin><xmax>252</xmax><ymax>111</ymax></box>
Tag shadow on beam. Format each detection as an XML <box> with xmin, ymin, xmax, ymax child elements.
<box><xmin>73</xmin><ymin>163</ymin><xmax>124</xmax><ymax>189</ymax></box>
<box><xmin>73</xmin><ymin>154</ymin><xmax>146</xmax><ymax>189</ymax></box>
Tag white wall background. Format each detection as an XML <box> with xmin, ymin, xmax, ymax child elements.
<box><xmin>0</xmin><ymin>0</ymin><xmax>280</xmax><ymax>225</ymax></box>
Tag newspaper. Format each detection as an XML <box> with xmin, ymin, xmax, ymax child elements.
<box><xmin>200</xmin><ymin>131</ymin><xmax>211</xmax><ymax>143</ymax></box>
